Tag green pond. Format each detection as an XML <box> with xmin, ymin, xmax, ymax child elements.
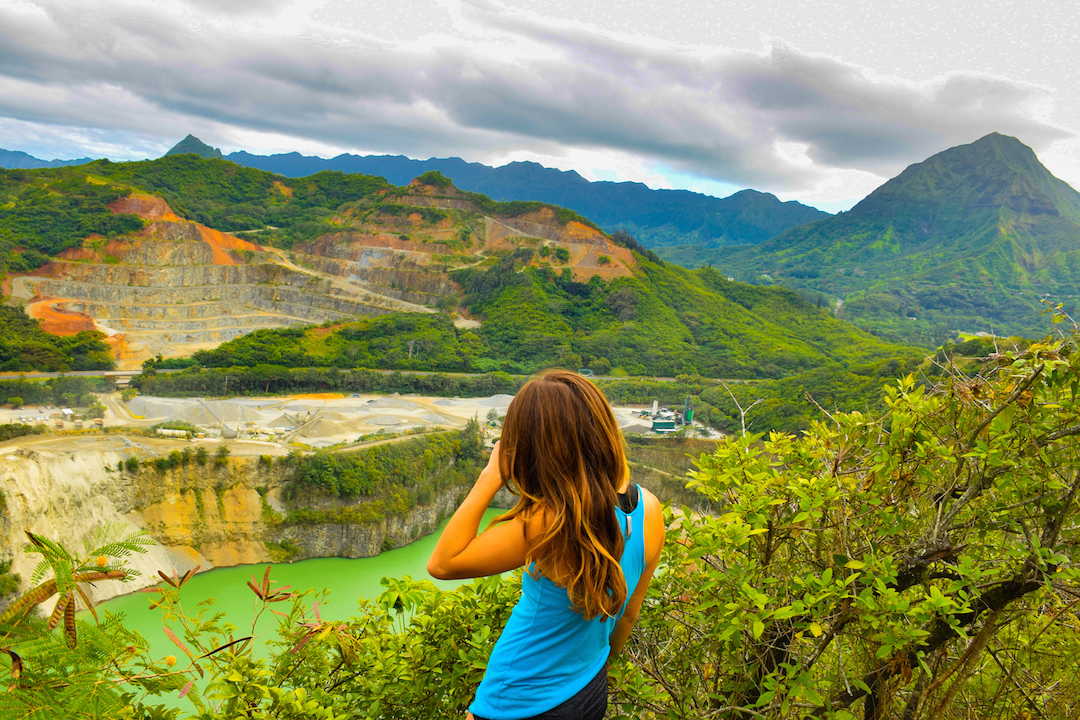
<box><xmin>89</xmin><ymin>509</ymin><xmax>502</xmax><ymax>681</ymax></box>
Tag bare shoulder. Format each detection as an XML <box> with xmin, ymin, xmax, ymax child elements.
<box><xmin>639</xmin><ymin>487</ymin><xmax>665</xmax><ymax>561</ymax></box>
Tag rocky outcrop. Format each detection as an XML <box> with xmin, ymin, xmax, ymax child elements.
<box><xmin>0</xmin><ymin>441</ymin><xmax>475</xmax><ymax>610</ymax></box>
<box><xmin>283</xmin><ymin>490</ymin><xmax>466</xmax><ymax>561</ymax></box>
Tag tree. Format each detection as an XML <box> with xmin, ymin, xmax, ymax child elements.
<box><xmin>214</xmin><ymin>445</ymin><xmax>231</xmax><ymax>467</ymax></box>
<box><xmin>614</xmin><ymin>318</ymin><xmax>1080</xmax><ymax>718</ymax></box>
<box><xmin>0</xmin><ymin>524</ymin><xmax>149</xmax><ymax>646</ymax></box>
<box><xmin>6</xmin><ymin>397</ymin><xmax>22</xmax><ymax>408</ymax></box>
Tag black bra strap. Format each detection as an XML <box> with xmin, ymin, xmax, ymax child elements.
<box><xmin>616</xmin><ymin>484</ymin><xmax>640</xmax><ymax>514</ymax></box>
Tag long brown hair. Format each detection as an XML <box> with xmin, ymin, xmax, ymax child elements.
<box><xmin>494</xmin><ymin>369</ymin><xmax>629</xmax><ymax>620</ymax></box>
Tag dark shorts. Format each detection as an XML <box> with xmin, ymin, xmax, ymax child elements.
<box><xmin>472</xmin><ymin>665</ymin><xmax>608</xmax><ymax>720</ymax></box>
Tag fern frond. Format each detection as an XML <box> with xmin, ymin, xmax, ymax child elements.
<box><xmin>28</xmin><ymin>558</ymin><xmax>53</xmax><ymax>588</ymax></box>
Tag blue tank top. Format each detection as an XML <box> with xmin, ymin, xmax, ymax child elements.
<box><xmin>469</xmin><ymin>487</ymin><xmax>648</xmax><ymax>720</ymax></box>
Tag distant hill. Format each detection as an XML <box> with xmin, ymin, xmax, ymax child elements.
<box><xmin>0</xmin><ymin>156</ymin><xmax>911</xmax><ymax>380</ymax></box>
<box><xmin>673</xmin><ymin>133</ymin><xmax>1080</xmax><ymax>344</ymax></box>
<box><xmin>0</xmin><ymin>148</ymin><xmax>93</xmax><ymax>169</ymax></box>
<box><xmin>225</xmin><ymin>147</ymin><xmax>828</xmax><ymax>247</ymax></box>
<box><xmin>165</xmin><ymin>134</ymin><xmax>223</xmax><ymax>160</ymax></box>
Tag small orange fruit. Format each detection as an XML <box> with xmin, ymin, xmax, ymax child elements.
<box><xmin>164</xmin><ymin>655</ymin><xmax>177</xmax><ymax>667</ymax></box>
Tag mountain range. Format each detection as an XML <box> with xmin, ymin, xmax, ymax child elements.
<box><xmin>3</xmin><ymin>134</ymin><xmax>829</xmax><ymax>248</ymax></box>
<box><xmin>0</xmin><ymin>148</ymin><xmax>93</xmax><ymax>169</ymax></box>
<box><xmin>664</xmin><ymin>133</ymin><xmax>1080</xmax><ymax>343</ymax></box>
<box><xmin>7</xmin><ymin>131</ymin><xmax>1077</xmax><ymax>345</ymax></box>
<box><xmin>0</xmin><ymin>152</ymin><xmax>906</xmax><ymax>381</ymax></box>
<box><xmin>222</xmin><ymin>145</ymin><xmax>828</xmax><ymax>248</ymax></box>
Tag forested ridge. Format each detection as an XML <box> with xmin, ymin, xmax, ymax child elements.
<box><xmin>168</xmin><ymin>250</ymin><xmax>915</xmax><ymax>380</ymax></box>
<box><xmin>668</xmin><ymin>134</ymin><xmax>1080</xmax><ymax>345</ymax></box>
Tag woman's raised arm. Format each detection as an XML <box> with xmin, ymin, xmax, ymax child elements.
<box><xmin>427</xmin><ymin>442</ymin><xmax>529</xmax><ymax>580</ymax></box>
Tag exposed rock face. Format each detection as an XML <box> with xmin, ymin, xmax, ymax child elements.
<box><xmin>0</xmin><ymin>442</ymin><xmax>472</xmax><ymax>610</ymax></box>
<box><xmin>21</xmin><ymin>199</ymin><xmax>438</xmax><ymax>367</ymax></box>
<box><xmin>20</xmin><ymin>181</ymin><xmax>637</xmax><ymax>367</ymax></box>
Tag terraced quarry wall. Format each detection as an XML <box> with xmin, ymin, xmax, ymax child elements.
<box><xmin>15</xmin><ymin>199</ymin><xmax>441</xmax><ymax>366</ymax></box>
<box><xmin>11</xmin><ymin>182</ymin><xmax>639</xmax><ymax>368</ymax></box>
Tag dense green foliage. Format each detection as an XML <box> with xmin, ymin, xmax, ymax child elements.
<box><xmin>0</xmin><ymin>375</ymin><xmax>108</xmax><ymax>407</ymax></box>
<box><xmin>172</xmin><ymin>252</ymin><xmax>915</xmax><ymax>379</ymax></box>
<box><xmin>288</xmin><ymin>419</ymin><xmax>482</xmax><ymax>500</ymax></box>
<box><xmin>0</xmin><ymin>168</ymin><xmax>142</xmax><ymax>273</ymax></box>
<box><xmin>672</xmin><ymin>134</ymin><xmax>1080</xmax><ymax>345</ymax></box>
<box><xmin>0</xmin><ymin>306</ymin><xmax>113</xmax><ymax>371</ymax></box>
<box><xmin>85</xmin><ymin>156</ymin><xmax>390</xmax><ymax>245</ymax></box>
<box><xmin>701</xmin><ymin>355</ymin><xmax>922</xmax><ymax>435</ymax></box>
<box><xmin>0</xmin><ymin>422</ymin><xmax>46</xmax><ymax>442</ymax></box>
<box><xmin>132</xmin><ymin>365</ymin><xmax>526</xmax><ymax>398</ymax></box>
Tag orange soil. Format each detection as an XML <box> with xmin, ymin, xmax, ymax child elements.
<box><xmin>311</xmin><ymin>322</ymin><xmax>350</xmax><ymax>337</ymax></box>
<box><xmin>105</xmin><ymin>333</ymin><xmax>138</xmax><ymax>360</ymax></box>
<box><xmin>295</xmin><ymin>393</ymin><xmax>345</xmax><ymax>400</ymax></box>
<box><xmin>273</xmin><ymin>180</ymin><xmax>294</xmax><ymax>198</ymax></box>
<box><xmin>56</xmin><ymin>246</ymin><xmax>98</xmax><ymax>262</ymax></box>
<box><xmin>563</xmin><ymin>220</ymin><xmax>607</xmax><ymax>243</ymax></box>
<box><xmin>198</xmin><ymin>225</ymin><xmax>263</xmax><ymax>265</ymax></box>
<box><xmin>108</xmin><ymin>194</ymin><xmax>182</xmax><ymax>221</ymax></box>
<box><xmin>103</xmin><ymin>238</ymin><xmax>133</xmax><ymax>255</ymax></box>
<box><xmin>25</xmin><ymin>296</ymin><xmax>97</xmax><ymax>335</ymax></box>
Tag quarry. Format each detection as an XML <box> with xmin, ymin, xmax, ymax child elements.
<box><xmin>5</xmin><ymin>181</ymin><xmax>634</xmax><ymax>370</ymax></box>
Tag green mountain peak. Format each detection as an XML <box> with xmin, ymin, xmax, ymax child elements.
<box><xmin>698</xmin><ymin>133</ymin><xmax>1080</xmax><ymax>343</ymax></box>
<box><xmin>851</xmin><ymin>133</ymin><xmax>1080</xmax><ymax>226</ymax></box>
<box><xmin>164</xmin><ymin>134</ymin><xmax>223</xmax><ymax>160</ymax></box>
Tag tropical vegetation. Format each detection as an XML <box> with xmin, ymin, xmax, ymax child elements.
<box><xmin>4</xmin><ymin>316</ymin><xmax>1080</xmax><ymax>718</ymax></box>
<box><xmin>667</xmin><ymin>134</ymin><xmax>1080</xmax><ymax>346</ymax></box>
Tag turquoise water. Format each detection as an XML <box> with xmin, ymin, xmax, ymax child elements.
<box><xmin>91</xmin><ymin>509</ymin><xmax>502</xmax><ymax>673</ymax></box>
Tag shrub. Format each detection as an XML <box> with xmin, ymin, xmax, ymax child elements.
<box><xmin>214</xmin><ymin>445</ymin><xmax>230</xmax><ymax>467</ymax></box>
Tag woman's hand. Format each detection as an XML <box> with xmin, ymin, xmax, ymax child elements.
<box><xmin>476</xmin><ymin>440</ymin><xmax>503</xmax><ymax>491</ymax></box>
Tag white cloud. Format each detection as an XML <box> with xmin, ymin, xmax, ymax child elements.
<box><xmin>0</xmin><ymin>0</ymin><xmax>1071</xmax><ymax>199</ymax></box>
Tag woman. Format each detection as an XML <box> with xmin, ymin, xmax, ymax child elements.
<box><xmin>427</xmin><ymin>370</ymin><xmax>665</xmax><ymax>720</ymax></box>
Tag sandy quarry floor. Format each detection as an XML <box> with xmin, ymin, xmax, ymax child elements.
<box><xmin>1</xmin><ymin>392</ymin><xmax>658</xmax><ymax>455</ymax></box>
<box><xmin>0</xmin><ymin>389</ymin><xmax>673</xmax><ymax>456</ymax></box>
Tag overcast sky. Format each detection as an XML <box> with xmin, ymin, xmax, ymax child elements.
<box><xmin>0</xmin><ymin>0</ymin><xmax>1076</xmax><ymax>211</ymax></box>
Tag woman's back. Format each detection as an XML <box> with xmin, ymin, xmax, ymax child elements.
<box><xmin>469</xmin><ymin>487</ymin><xmax>648</xmax><ymax>719</ymax></box>
<box><xmin>427</xmin><ymin>370</ymin><xmax>665</xmax><ymax>720</ymax></box>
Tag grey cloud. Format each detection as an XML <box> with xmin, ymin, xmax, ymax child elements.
<box><xmin>0</xmin><ymin>0</ymin><xmax>1070</xmax><ymax>191</ymax></box>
